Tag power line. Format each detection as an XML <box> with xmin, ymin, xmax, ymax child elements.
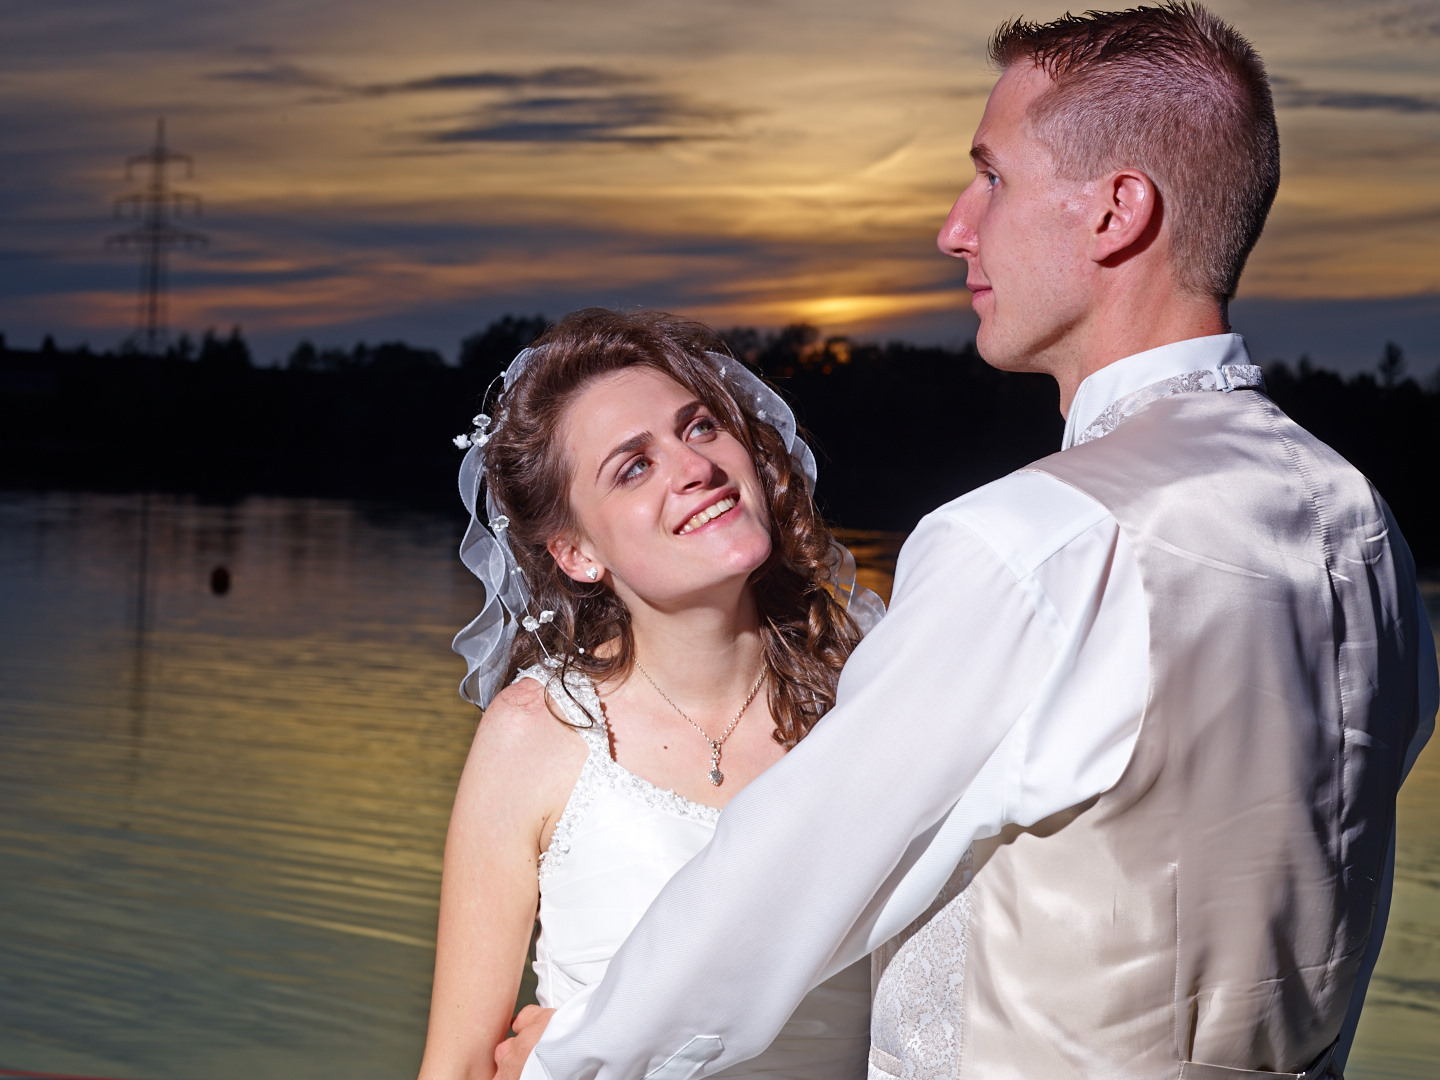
<box><xmin>107</xmin><ymin>118</ymin><xmax>207</xmax><ymax>354</ymax></box>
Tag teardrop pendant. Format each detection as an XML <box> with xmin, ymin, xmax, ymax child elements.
<box><xmin>708</xmin><ymin>742</ymin><xmax>724</xmax><ymax>786</ymax></box>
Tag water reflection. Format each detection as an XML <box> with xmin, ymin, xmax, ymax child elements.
<box><xmin>0</xmin><ymin>492</ymin><xmax>1432</xmax><ymax>1079</ymax></box>
<box><xmin>0</xmin><ymin>492</ymin><xmax>481</xmax><ymax>1079</ymax></box>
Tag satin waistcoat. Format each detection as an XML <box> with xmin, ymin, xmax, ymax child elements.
<box><xmin>873</xmin><ymin>387</ymin><xmax>1421</xmax><ymax>1079</ymax></box>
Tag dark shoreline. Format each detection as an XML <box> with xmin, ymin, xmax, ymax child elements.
<box><xmin>3</xmin><ymin>326</ymin><xmax>1436</xmax><ymax>568</ymax></box>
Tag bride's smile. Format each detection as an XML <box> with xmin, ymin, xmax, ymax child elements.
<box><xmin>677</xmin><ymin>492</ymin><xmax>738</xmax><ymax>535</ymax></box>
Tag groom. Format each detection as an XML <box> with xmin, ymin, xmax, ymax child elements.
<box><xmin>506</xmin><ymin>5</ymin><xmax>1437</xmax><ymax>1078</ymax></box>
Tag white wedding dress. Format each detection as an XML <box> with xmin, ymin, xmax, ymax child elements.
<box><xmin>519</xmin><ymin>664</ymin><xmax>872</xmax><ymax>1079</ymax></box>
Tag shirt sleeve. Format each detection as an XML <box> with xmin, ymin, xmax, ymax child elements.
<box><xmin>522</xmin><ymin>479</ymin><xmax>1148</xmax><ymax>1080</ymax></box>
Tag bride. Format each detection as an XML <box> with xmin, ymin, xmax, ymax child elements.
<box><xmin>416</xmin><ymin>309</ymin><xmax>882</xmax><ymax>1080</ymax></box>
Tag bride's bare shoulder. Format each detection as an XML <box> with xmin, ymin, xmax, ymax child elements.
<box><xmin>484</xmin><ymin>674</ymin><xmax>550</xmax><ymax>724</ymax></box>
<box><xmin>468</xmin><ymin>675</ymin><xmax>587</xmax><ymax>777</ymax></box>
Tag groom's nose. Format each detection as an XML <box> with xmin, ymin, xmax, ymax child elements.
<box><xmin>937</xmin><ymin>188</ymin><xmax>979</xmax><ymax>260</ymax></box>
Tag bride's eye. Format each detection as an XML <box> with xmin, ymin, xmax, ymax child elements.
<box><xmin>688</xmin><ymin>417</ymin><xmax>717</xmax><ymax>440</ymax></box>
<box><xmin>619</xmin><ymin>456</ymin><xmax>651</xmax><ymax>484</ymax></box>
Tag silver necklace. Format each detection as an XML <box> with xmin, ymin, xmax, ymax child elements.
<box><xmin>633</xmin><ymin>660</ymin><xmax>766</xmax><ymax>787</ymax></box>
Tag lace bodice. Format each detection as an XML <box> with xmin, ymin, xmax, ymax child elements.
<box><xmin>868</xmin><ymin>851</ymin><xmax>975</xmax><ymax>1079</ymax></box>
<box><xmin>515</xmin><ymin>663</ymin><xmax>871</xmax><ymax>1079</ymax></box>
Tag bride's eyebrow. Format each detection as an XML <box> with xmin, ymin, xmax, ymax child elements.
<box><xmin>674</xmin><ymin>400</ymin><xmax>703</xmax><ymax>428</ymax></box>
<box><xmin>597</xmin><ymin>431</ymin><xmax>652</xmax><ymax>481</ymax></box>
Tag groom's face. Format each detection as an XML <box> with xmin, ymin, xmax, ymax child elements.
<box><xmin>937</xmin><ymin>64</ymin><xmax>1094</xmax><ymax>374</ymax></box>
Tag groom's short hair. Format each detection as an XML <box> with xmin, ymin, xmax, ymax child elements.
<box><xmin>990</xmin><ymin>2</ymin><xmax>1279</xmax><ymax>301</ymax></box>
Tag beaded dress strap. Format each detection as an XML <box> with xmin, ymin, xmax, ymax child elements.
<box><xmin>514</xmin><ymin>663</ymin><xmax>609</xmax><ymax>756</ymax></box>
<box><xmin>515</xmin><ymin>664</ymin><xmax>608</xmax><ymax>884</ymax></box>
<box><xmin>516</xmin><ymin>662</ymin><xmax>721</xmax><ymax>884</ymax></box>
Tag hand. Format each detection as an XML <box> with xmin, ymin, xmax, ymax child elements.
<box><xmin>494</xmin><ymin>1005</ymin><xmax>556</xmax><ymax>1080</ymax></box>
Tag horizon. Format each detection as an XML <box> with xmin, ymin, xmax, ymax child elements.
<box><xmin>4</xmin><ymin>315</ymin><xmax>1433</xmax><ymax>388</ymax></box>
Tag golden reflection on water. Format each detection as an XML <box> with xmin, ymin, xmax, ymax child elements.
<box><xmin>0</xmin><ymin>494</ymin><xmax>1433</xmax><ymax>1079</ymax></box>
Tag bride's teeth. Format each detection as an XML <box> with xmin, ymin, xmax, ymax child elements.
<box><xmin>681</xmin><ymin>496</ymin><xmax>736</xmax><ymax>534</ymax></box>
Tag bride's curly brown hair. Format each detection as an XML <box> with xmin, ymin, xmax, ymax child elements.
<box><xmin>483</xmin><ymin>307</ymin><xmax>861</xmax><ymax>748</ymax></box>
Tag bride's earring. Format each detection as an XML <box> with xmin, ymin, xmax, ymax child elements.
<box><xmin>585</xmin><ymin>566</ymin><xmax>599</xmax><ymax>581</ymax></box>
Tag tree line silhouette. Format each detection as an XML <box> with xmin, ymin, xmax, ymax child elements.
<box><xmin>1</xmin><ymin>320</ymin><xmax>1436</xmax><ymax>566</ymax></box>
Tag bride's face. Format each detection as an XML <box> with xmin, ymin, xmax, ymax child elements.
<box><xmin>556</xmin><ymin>366</ymin><xmax>773</xmax><ymax>607</ymax></box>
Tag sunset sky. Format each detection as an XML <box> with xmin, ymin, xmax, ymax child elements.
<box><xmin>1</xmin><ymin>0</ymin><xmax>1438</xmax><ymax>374</ymax></box>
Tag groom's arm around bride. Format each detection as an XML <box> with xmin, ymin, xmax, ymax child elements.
<box><xmin>507</xmin><ymin>5</ymin><xmax>1438</xmax><ymax>1078</ymax></box>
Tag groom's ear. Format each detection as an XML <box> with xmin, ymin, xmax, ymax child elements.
<box><xmin>1090</xmin><ymin>168</ymin><xmax>1161</xmax><ymax>267</ymax></box>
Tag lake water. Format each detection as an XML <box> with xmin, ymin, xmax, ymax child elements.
<box><xmin>0</xmin><ymin>491</ymin><xmax>1435</xmax><ymax>1080</ymax></box>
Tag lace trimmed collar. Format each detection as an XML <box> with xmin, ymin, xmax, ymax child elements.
<box><xmin>1061</xmin><ymin>333</ymin><xmax>1258</xmax><ymax>450</ymax></box>
<box><xmin>1070</xmin><ymin>364</ymin><xmax>1265</xmax><ymax>447</ymax></box>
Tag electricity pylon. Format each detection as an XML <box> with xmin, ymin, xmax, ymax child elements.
<box><xmin>108</xmin><ymin>119</ymin><xmax>207</xmax><ymax>354</ymax></box>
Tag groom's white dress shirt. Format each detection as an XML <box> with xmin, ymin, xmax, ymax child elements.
<box><xmin>520</xmin><ymin>334</ymin><xmax>1438</xmax><ymax>1080</ymax></box>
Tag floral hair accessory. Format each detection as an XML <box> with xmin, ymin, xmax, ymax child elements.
<box><xmin>520</xmin><ymin>609</ymin><xmax>560</xmax><ymax>666</ymax></box>
<box><xmin>452</xmin><ymin>413</ymin><xmax>492</xmax><ymax>450</ymax></box>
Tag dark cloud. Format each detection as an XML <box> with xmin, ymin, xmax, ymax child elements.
<box><xmin>429</xmin><ymin>92</ymin><xmax>741</xmax><ymax>145</ymax></box>
<box><xmin>381</xmin><ymin>67</ymin><xmax>635</xmax><ymax>94</ymax></box>
<box><xmin>1264</xmin><ymin>201</ymin><xmax>1440</xmax><ymax>241</ymax></box>
<box><xmin>1372</xmin><ymin>2</ymin><xmax>1440</xmax><ymax>40</ymax></box>
<box><xmin>203</xmin><ymin>61</ymin><xmax>682</xmax><ymax>135</ymax></box>
<box><xmin>1272</xmin><ymin>77</ymin><xmax>1440</xmax><ymax>115</ymax></box>
<box><xmin>207</xmin><ymin>62</ymin><xmax>336</xmax><ymax>90</ymax></box>
<box><xmin>207</xmin><ymin>62</ymin><xmax>638</xmax><ymax>98</ymax></box>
